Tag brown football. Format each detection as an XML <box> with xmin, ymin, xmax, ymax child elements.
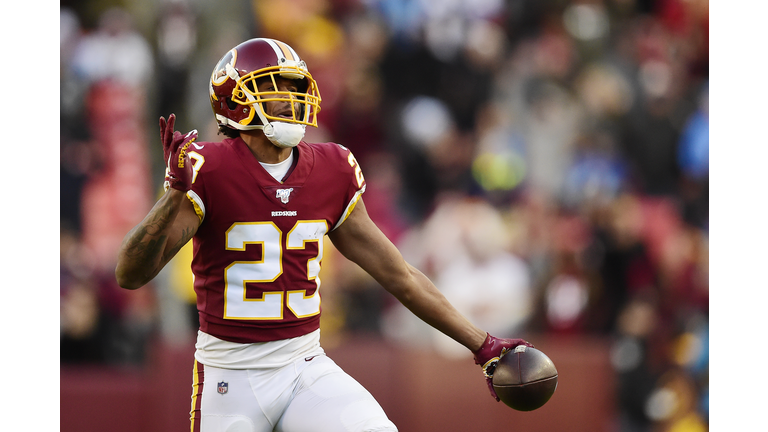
<box><xmin>492</xmin><ymin>345</ymin><xmax>558</xmax><ymax>411</ymax></box>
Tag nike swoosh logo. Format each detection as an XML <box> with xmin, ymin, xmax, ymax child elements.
<box><xmin>192</xmin><ymin>143</ymin><xmax>205</xmax><ymax>150</ymax></box>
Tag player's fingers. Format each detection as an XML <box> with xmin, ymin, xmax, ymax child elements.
<box><xmin>185</xmin><ymin>129</ymin><xmax>199</xmax><ymax>142</ymax></box>
<box><xmin>159</xmin><ymin>116</ymin><xmax>169</xmax><ymax>146</ymax></box>
<box><xmin>172</xmin><ymin>130</ymin><xmax>198</xmax><ymax>151</ymax></box>
<box><xmin>172</xmin><ymin>130</ymin><xmax>184</xmax><ymax>148</ymax></box>
<box><xmin>167</xmin><ymin>114</ymin><xmax>177</xmax><ymax>144</ymax></box>
<box><xmin>161</xmin><ymin>118</ymin><xmax>168</xmax><ymax>142</ymax></box>
<box><xmin>486</xmin><ymin>379</ymin><xmax>500</xmax><ymax>402</ymax></box>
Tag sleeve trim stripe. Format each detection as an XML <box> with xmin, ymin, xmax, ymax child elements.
<box><xmin>187</xmin><ymin>190</ymin><xmax>206</xmax><ymax>222</ymax></box>
<box><xmin>331</xmin><ymin>185</ymin><xmax>365</xmax><ymax>231</ymax></box>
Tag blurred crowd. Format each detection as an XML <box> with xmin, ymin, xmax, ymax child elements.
<box><xmin>60</xmin><ymin>1</ymin><xmax>708</xmax><ymax>431</ymax></box>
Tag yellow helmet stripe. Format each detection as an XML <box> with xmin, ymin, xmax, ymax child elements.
<box><xmin>274</xmin><ymin>40</ymin><xmax>297</xmax><ymax>61</ymax></box>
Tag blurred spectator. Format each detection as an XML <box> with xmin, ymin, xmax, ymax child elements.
<box><xmin>562</xmin><ymin>129</ymin><xmax>629</xmax><ymax>211</ymax></box>
<box><xmin>155</xmin><ymin>0</ymin><xmax>197</xmax><ymax>125</ymax></box>
<box><xmin>677</xmin><ymin>83</ymin><xmax>709</xmax><ymax>229</ymax></box>
<box><xmin>538</xmin><ymin>213</ymin><xmax>594</xmax><ymax>334</ymax></box>
<box><xmin>60</xmin><ymin>137</ymin><xmax>101</xmax><ymax>235</ymax></box>
<box><xmin>677</xmin><ymin>84</ymin><xmax>709</xmax><ymax>180</ymax></box>
<box><xmin>70</xmin><ymin>7</ymin><xmax>154</xmax><ymax>87</ymax></box>
<box><xmin>588</xmin><ymin>193</ymin><xmax>657</xmax><ymax>333</ymax></box>
<box><xmin>610</xmin><ymin>292</ymin><xmax>663</xmax><ymax>432</ymax></box>
<box><xmin>61</xmin><ymin>224</ymin><xmax>156</xmax><ymax>366</ymax></box>
<box><xmin>470</xmin><ymin>100</ymin><xmax>528</xmax><ymax>204</ymax></box>
<box><xmin>61</xmin><ymin>226</ymin><xmax>103</xmax><ymax>363</ymax></box>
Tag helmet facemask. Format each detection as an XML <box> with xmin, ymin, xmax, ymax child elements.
<box><xmin>234</xmin><ymin>63</ymin><xmax>320</xmax><ymax>129</ymax></box>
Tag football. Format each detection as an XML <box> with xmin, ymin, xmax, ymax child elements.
<box><xmin>492</xmin><ymin>345</ymin><xmax>558</xmax><ymax>411</ymax></box>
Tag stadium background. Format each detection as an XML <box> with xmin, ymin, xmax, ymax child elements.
<box><xmin>59</xmin><ymin>1</ymin><xmax>710</xmax><ymax>431</ymax></box>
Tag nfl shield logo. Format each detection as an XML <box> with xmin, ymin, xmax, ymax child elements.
<box><xmin>276</xmin><ymin>188</ymin><xmax>294</xmax><ymax>204</ymax></box>
<box><xmin>217</xmin><ymin>381</ymin><xmax>228</xmax><ymax>395</ymax></box>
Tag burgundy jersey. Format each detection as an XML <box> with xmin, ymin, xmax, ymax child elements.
<box><xmin>185</xmin><ymin>137</ymin><xmax>366</xmax><ymax>343</ymax></box>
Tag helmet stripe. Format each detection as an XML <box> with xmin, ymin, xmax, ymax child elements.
<box><xmin>272</xmin><ymin>39</ymin><xmax>297</xmax><ymax>62</ymax></box>
<box><xmin>262</xmin><ymin>38</ymin><xmax>283</xmax><ymax>61</ymax></box>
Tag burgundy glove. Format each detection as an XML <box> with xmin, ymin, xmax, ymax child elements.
<box><xmin>160</xmin><ymin>114</ymin><xmax>198</xmax><ymax>192</ymax></box>
<box><xmin>472</xmin><ymin>333</ymin><xmax>534</xmax><ymax>401</ymax></box>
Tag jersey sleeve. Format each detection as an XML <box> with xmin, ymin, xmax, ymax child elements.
<box><xmin>185</xmin><ymin>143</ymin><xmax>216</xmax><ymax>223</ymax></box>
<box><xmin>330</xmin><ymin>144</ymin><xmax>367</xmax><ymax>231</ymax></box>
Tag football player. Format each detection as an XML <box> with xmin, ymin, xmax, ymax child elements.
<box><xmin>115</xmin><ymin>38</ymin><xmax>532</xmax><ymax>432</ymax></box>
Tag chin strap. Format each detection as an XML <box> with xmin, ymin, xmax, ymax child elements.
<box><xmin>262</xmin><ymin>121</ymin><xmax>305</xmax><ymax>148</ymax></box>
<box><xmin>215</xmin><ymin>115</ymin><xmax>305</xmax><ymax>148</ymax></box>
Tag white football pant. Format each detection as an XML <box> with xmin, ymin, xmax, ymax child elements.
<box><xmin>192</xmin><ymin>354</ymin><xmax>397</xmax><ymax>432</ymax></box>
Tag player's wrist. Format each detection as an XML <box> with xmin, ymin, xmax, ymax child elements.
<box><xmin>467</xmin><ymin>331</ymin><xmax>489</xmax><ymax>353</ymax></box>
<box><xmin>164</xmin><ymin>175</ymin><xmax>191</xmax><ymax>193</ymax></box>
<box><xmin>168</xmin><ymin>182</ymin><xmax>191</xmax><ymax>192</ymax></box>
<box><xmin>472</xmin><ymin>333</ymin><xmax>497</xmax><ymax>366</ymax></box>
<box><xmin>168</xmin><ymin>174</ymin><xmax>191</xmax><ymax>190</ymax></box>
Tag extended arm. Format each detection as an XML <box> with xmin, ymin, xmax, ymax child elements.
<box><xmin>328</xmin><ymin>198</ymin><xmax>487</xmax><ymax>351</ymax></box>
<box><xmin>329</xmin><ymin>198</ymin><xmax>533</xmax><ymax>401</ymax></box>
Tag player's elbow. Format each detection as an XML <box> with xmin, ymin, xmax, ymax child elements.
<box><xmin>114</xmin><ymin>265</ymin><xmax>147</xmax><ymax>290</ymax></box>
<box><xmin>115</xmin><ymin>275</ymin><xmax>144</xmax><ymax>290</ymax></box>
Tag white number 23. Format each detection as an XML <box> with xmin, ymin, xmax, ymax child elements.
<box><xmin>223</xmin><ymin>220</ymin><xmax>327</xmax><ymax>320</ymax></box>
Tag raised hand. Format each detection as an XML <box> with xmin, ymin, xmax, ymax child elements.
<box><xmin>160</xmin><ymin>114</ymin><xmax>198</xmax><ymax>192</ymax></box>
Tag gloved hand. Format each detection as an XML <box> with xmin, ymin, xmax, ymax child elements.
<box><xmin>472</xmin><ymin>333</ymin><xmax>534</xmax><ymax>401</ymax></box>
<box><xmin>160</xmin><ymin>114</ymin><xmax>198</xmax><ymax>192</ymax></box>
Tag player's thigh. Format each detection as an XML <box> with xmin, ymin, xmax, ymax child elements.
<box><xmin>276</xmin><ymin>356</ymin><xmax>397</xmax><ymax>432</ymax></box>
<box><xmin>196</xmin><ymin>364</ymin><xmax>274</xmax><ymax>432</ymax></box>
